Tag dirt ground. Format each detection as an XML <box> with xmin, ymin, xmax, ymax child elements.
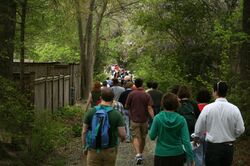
<box><xmin>61</xmin><ymin>136</ymin><xmax>155</xmax><ymax>166</ymax></box>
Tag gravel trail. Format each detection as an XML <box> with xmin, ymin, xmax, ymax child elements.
<box><xmin>64</xmin><ymin>136</ymin><xmax>155</xmax><ymax>166</ymax></box>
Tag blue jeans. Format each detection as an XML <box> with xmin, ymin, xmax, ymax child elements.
<box><xmin>193</xmin><ymin>143</ymin><xmax>205</xmax><ymax>166</ymax></box>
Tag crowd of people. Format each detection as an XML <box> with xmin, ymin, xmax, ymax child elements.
<box><xmin>82</xmin><ymin>77</ymin><xmax>245</xmax><ymax>166</ymax></box>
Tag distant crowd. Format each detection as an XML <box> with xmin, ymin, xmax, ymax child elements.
<box><xmin>82</xmin><ymin>77</ymin><xmax>245</xmax><ymax>166</ymax></box>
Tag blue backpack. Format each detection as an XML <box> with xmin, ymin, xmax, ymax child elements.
<box><xmin>86</xmin><ymin>105</ymin><xmax>112</xmax><ymax>149</ymax></box>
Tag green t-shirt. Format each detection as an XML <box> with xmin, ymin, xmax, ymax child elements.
<box><xmin>83</xmin><ymin>105</ymin><xmax>125</xmax><ymax>148</ymax></box>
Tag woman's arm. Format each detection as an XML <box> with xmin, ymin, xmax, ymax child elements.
<box><xmin>181</xmin><ymin>119</ymin><xmax>194</xmax><ymax>162</ymax></box>
<box><xmin>149</xmin><ymin>117</ymin><xmax>158</xmax><ymax>140</ymax></box>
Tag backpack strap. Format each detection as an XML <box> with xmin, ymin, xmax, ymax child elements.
<box><xmin>94</xmin><ymin>105</ymin><xmax>113</xmax><ymax>113</ymax></box>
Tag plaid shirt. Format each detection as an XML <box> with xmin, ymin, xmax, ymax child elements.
<box><xmin>113</xmin><ymin>101</ymin><xmax>125</xmax><ymax>115</ymax></box>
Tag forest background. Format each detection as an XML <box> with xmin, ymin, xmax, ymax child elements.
<box><xmin>0</xmin><ymin>0</ymin><xmax>250</xmax><ymax>165</ymax></box>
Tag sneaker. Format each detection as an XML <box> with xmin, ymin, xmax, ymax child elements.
<box><xmin>135</xmin><ymin>155</ymin><xmax>143</xmax><ymax>165</ymax></box>
<box><xmin>126</xmin><ymin>138</ymin><xmax>130</xmax><ymax>143</ymax></box>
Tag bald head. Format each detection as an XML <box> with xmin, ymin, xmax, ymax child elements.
<box><xmin>101</xmin><ymin>88</ymin><xmax>114</xmax><ymax>102</ymax></box>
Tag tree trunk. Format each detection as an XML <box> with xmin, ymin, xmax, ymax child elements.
<box><xmin>0</xmin><ymin>0</ymin><xmax>16</xmax><ymax>79</ymax></box>
<box><xmin>84</xmin><ymin>0</ymin><xmax>95</xmax><ymax>96</ymax></box>
<box><xmin>91</xmin><ymin>0</ymin><xmax>108</xmax><ymax>73</ymax></box>
<box><xmin>20</xmin><ymin>0</ymin><xmax>27</xmax><ymax>90</ymax></box>
<box><xmin>75</xmin><ymin>0</ymin><xmax>88</xmax><ymax>99</ymax></box>
<box><xmin>240</xmin><ymin>0</ymin><xmax>250</xmax><ymax>81</ymax></box>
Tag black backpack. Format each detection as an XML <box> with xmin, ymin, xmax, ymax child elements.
<box><xmin>177</xmin><ymin>100</ymin><xmax>197</xmax><ymax>134</ymax></box>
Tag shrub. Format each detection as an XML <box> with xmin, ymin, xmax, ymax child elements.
<box><xmin>0</xmin><ymin>76</ymin><xmax>84</xmax><ymax>164</ymax></box>
<box><xmin>57</xmin><ymin>106</ymin><xmax>83</xmax><ymax>137</ymax></box>
<box><xmin>228</xmin><ymin>80</ymin><xmax>250</xmax><ymax>136</ymax></box>
<box><xmin>0</xmin><ymin>76</ymin><xmax>34</xmax><ymax>159</ymax></box>
<box><xmin>23</xmin><ymin>111</ymin><xmax>71</xmax><ymax>164</ymax></box>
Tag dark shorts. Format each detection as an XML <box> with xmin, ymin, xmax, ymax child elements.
<box><xmin>154</xmin><ymin>153</ymin><xmax>186</xmax><ymax>166</ymax></box>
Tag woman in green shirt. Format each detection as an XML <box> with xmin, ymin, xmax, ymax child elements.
<box><xmin>149</xmin><ymin>93</ymin><xmax>194</xmax><ymax>166</ymax></box>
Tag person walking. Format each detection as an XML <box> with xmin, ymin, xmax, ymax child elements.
<box><xmin>119</xmin><ymin>81</ymin><xmax>134</xmax><ymax>142</ymax></box>
<box><xmin>82</xmin><ymin>88</ymin><xmax>126</xmax><ymax>166</ymax></box>
<box><xmin>145</xmin><ymin>81</ymin><xmax>153</xmax><ymax>92</ymax></box>
<box><xmin>86</xmin><ymin>81</ymin><xmax>102</xmax><ymax>111</ymax></box>
<box><xmin>149</xmin><ymin>93</ymin><xmax>194</xmax><ymax>166</ymax></box>
<box><xmin>176</xmin><ymin>85</ymin><xmax>200</xmax><ymax>135</ymax></box>
<box><xmin>111</xmin><ymin>78</ymin><xmax>125</xmax><ymax>101</ymax></box>
<box><xmin>147</xmin><ymin>81</ymin><xmax>163</xmax><ymax>116</ymax></box>
<box><xmin>193</xmin><ymin>88</ymin><xmax>212</xmax><ymax>166</ymax></box>
<box><xmin>194</xmin><ymin>81</ymin><xmax>245</xmax><ymax>166</ymax></box>
<box><xmin>101</xmin><ymin>80</ymin><xmax>109</xmax><ymax>88</ymax></box>
<box><xmin>147</xmin><ymin>81</ymin><xmax>163</xmax><ymax>129</ymax></box>
<box><xmin>196</xmin><ymin>88</ymin><xmax>211</xmax><ymax>112</ymax></box>
<box><xmin>125</xmin><ymin>78</ymin><xmax>154</xmax><ymax>165</ymax></box>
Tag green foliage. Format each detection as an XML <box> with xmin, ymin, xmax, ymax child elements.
<box><xmin>94</xmin><ymin>72</ymin><xmax>108</xmax><ymax>83</ymax></box>
<box><xmin>0</xmin><ymin>80</ymin><xmax>83</xmax><ymax>165</ymax></box>
<box><xmin>57</xmin><ymin>106</ymin><xmax>83</xmax><ymax>119</ymax></box>
<box><xmin>21</xmin><ymin>105</ymin><xmax>83</xmax><ymax>164</ymax></box>
<box><xmin>0</xmin><ymin>76</ymin><xmax>33</xmax><ymax>142</ymax></box>
<box><xmin>132</xmin><ymin>0</ymin><xmax>242</xmax><ymax>83</ymax></box>
<box><xmin>57</xmin><ymin>106</ymin><xmax>83</xmax><ymax>137</ymax></box>
<box><xmin>228</xmin><ymin>80</ymin><xmax>250</xmax><ymax>136</ymax></box>
<box><xmin>131</xmin><ymin>54</ymin><xmax>184</xmax><ymax>91</ymax></box>
<box><xmin>26</xmin><ymin>112</ymin><xmax>71</xmax><ymax>164</ymax></box>
<box><xmin>31</xmin><ymin>42</ymin><xmax>79</xmax><ymax>63</ymax></box>
<box><xmin>15</xmin><ymin>0</ymin><xmax>80</xmax><ymax>63</ymax></box>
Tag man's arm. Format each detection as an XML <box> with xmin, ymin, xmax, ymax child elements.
<box><xmin>85</xmin><ymin>93</ymin><xmax>92</xmax><ymax>112</ymax></box>
<box><xmin>235</xmin><ymin>110</ymin><xmax>245</xmax><ymax>137</ymax></box>
<box><xmin>148</xmin><ymin>105</ymin><xmax>154</xmax><ymax>119</ymax></box>
<box><xmin>118</xmin><ymin>127</ymin><xmax>126</xmax><ymax>142</ymax></box>
<box><xmin>194</xmin><ymin>108</ymin><xmax>207</xmax><ymax>137</ymax></box>
<box><xmin>125</xmin><ymin>93</ymin><xmax>131</xmax><ymax>109</ymax></box>
<box><xmin>81</xmin><ymin>123</ymin><xmax>88</xmax><ymax>146</ymax></box>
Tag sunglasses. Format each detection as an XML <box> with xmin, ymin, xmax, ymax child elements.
<box><xmin>217</xmin><ymin>81</ymin><xmax>221</xmax><ymax>92</ymax></box>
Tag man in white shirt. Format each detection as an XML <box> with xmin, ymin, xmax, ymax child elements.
<box><xmin>194</xmin><ymin>81</ymin><xmax>245</xmax><ymax>166</ymax></box>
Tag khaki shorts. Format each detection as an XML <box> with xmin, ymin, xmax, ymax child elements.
<box><xmin>87</xmin><ymin>147</ymin><xmax>117</xmax><ymax>166</ymax></box>
<box><xmin>130</xmin><ymin>121</ymin><xmax>148</xmax><ymax>140</ymax></box>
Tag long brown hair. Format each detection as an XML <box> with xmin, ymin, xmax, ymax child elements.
<box><xmin>92</xmin><ymin>81</ymin><xmax>101</xmax><ymax>91</ymax></box>
<box><xmin>177</xmin><ymin>85</ymin><xmax>191</xmax><ymax>99</ymax></box>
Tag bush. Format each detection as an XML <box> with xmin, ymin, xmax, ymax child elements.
<box><xmin>0</xmin><ymin>76</ymin><xmax>34</xmax><ymax>160</ymax></box>
<box><xmin>57</xmin><ymin>106</ymin><xmax>83</xmax><ymax>137</ymax></box>
<box><xmin>22</xmin><ymin>111</ymin><xmax>71</xmax><ymax>165</ymax></box>
<box><xmin>0</xmin><ymin>76</ymin><xmax>84</xmax><ymax>164</ymax></box>
<box><xmin>228</xmin><ymin>80</ymin><xmax>250</xmax><ymax>136</ymax></box>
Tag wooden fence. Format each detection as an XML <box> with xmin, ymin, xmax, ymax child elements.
<box><xmin>13</xmin><ymin>62</ymin><xmax>81</xmax><ymax>112</ymax></box>
<box><xmin>34</xmin><ymin>75</ymin><xmax>71</xmax><ymax>112</ymax></box>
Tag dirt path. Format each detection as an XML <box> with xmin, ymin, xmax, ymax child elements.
<box><xmin>63</xmin><ymin>136</ymin><xmax>155</xmax><ymax>166</ymax></box>
<box><xmin>47</xmin><ymin>134</ymin><xmax>250</xmax><ymax>166</ymax></box>
<box><xmin>116</xmin><ymin>137</ymin><xmax>155</xmax><ymax>166</ymax></box>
